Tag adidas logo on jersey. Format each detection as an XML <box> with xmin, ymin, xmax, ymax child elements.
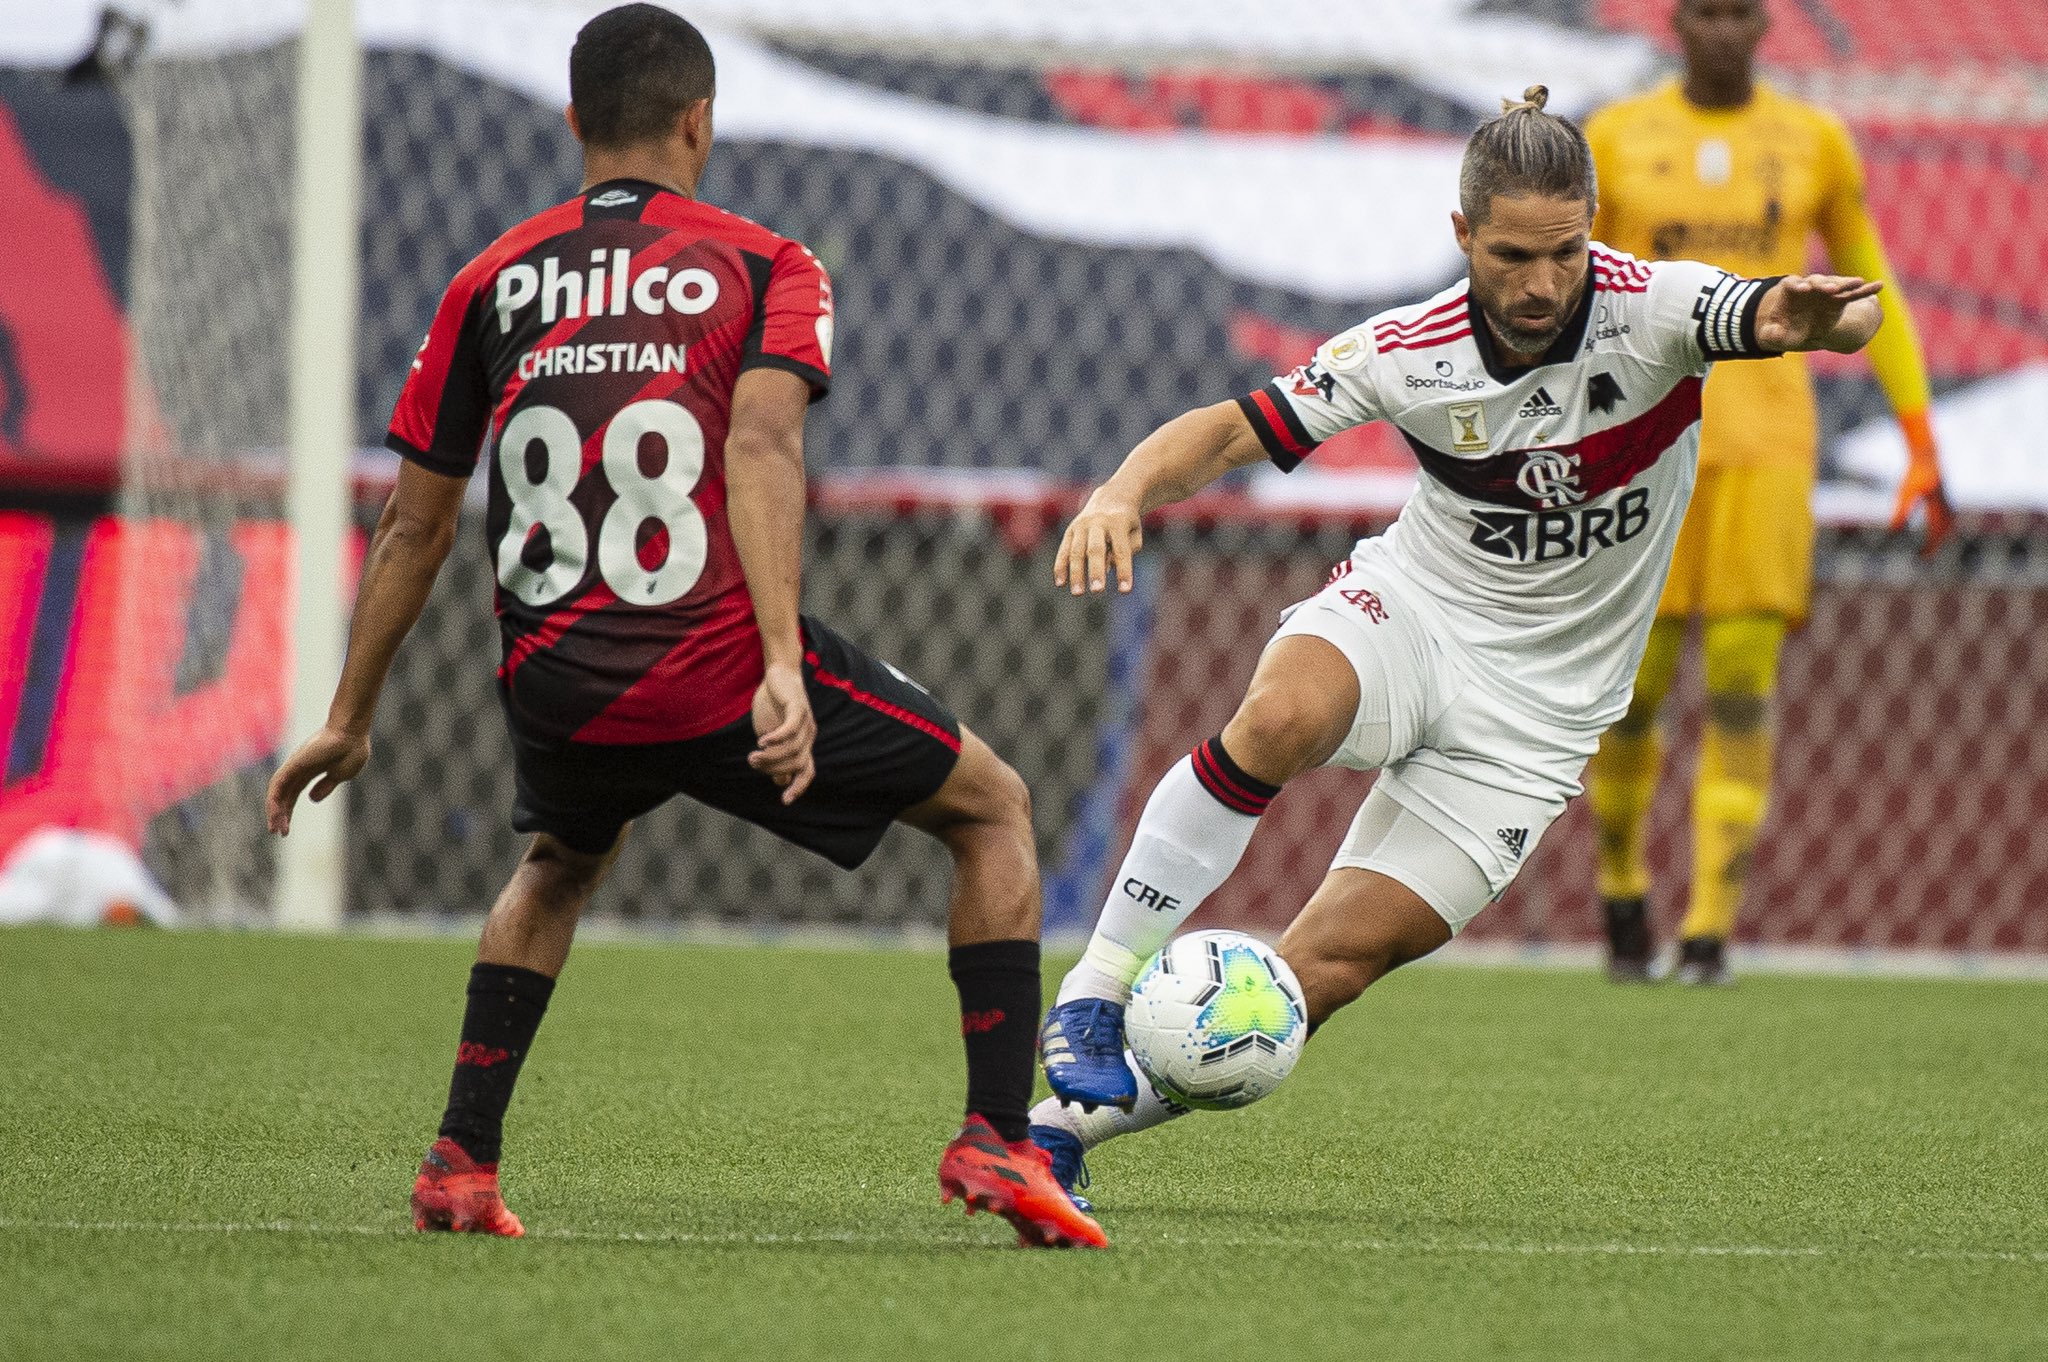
<box><xmin>1518</xmin><ymin>386</ymin><xmax>1564</xmax><ymax>418</ymax></box>
<box><xmin>1468</xmin><ymin>487</ymin><xmax>1652</xmax><ymax>563</ymax></box>
<box><xmin>495</xmin><ymin>249</ymin><xmax>723</xmax><ymax>330</ymax></box>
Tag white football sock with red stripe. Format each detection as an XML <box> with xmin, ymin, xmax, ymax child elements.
<box><xmin>1057</xmin><ymin>737</ymin><xmax>1278</xmax><ymax>1005</ymax></box>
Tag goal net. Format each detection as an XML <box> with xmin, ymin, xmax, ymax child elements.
<box><xmin>52</xmin><ymin>0</ymin><xmax>2048</xmax><ymax>956</ymax></box>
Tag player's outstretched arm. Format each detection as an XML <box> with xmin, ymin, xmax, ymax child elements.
<box><xmin>1754</xmin><ymin>273</ymin><xmax>1885</xmax><ymax>355</ymax></box>
<box><xmin>265</xmin><ymin>460</ymin><xmax>465</xmax><ymax>835</ymax></box>
<box><xmin>1057</xmin><ymin>401</ymin><xmax>1269</xmax><ymax>595</ymax></box>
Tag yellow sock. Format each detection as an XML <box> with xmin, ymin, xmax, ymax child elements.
<box><xmin>1678</xmin><ymin>616</ymin><xmax>1785</xmax><ymax>942</ymax></box>
<box><xmin>1683</xmin><ymin>739</ymin><xmax>1770</xmax><ymax>941</ymax></box>
<box><xmin>1589</xmin><ymin>723</ymin><xmax>1660</xmax><ymax>901</ymax></box>
<box><xmin>1587</xmin><ymin>618</ymin><xmax>1683</xmax><ymax>902</ymax></box>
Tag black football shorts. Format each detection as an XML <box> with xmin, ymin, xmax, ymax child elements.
<box><xmin>505</xmin><ymin>616</ymin><xmax>962</xmax><ymax>867</ymax></box>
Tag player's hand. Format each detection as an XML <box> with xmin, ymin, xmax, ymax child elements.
<box><xmin>265</xmin><ymin>726</ymin><xmax>371</xmax><ymax>835</ymax></box>
<box><xmin>1055</xmin><ymin>491</ymin><xmax>1144</xmax><ymax>595</ymax></box>
<box><xmin>748</xmin><ymin>661</ymin><xmax>816</xmax><ymax>804</ymax></box>
<box><xmin>1889</xmin><ymin>409</ymin><xmax>1953</xmax><ymax>557</ymax></box>
<box><xmin>1755</xmin><ymin>273</ymin><xmax>1883</xmax><ymax>352</ymax></box>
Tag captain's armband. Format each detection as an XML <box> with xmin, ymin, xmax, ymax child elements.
<box><xmin>1693</xmin><ymin>274</ymin><xmax>1782</xmax><ymax>360</ymax></box>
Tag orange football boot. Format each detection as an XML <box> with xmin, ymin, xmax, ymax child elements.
<box><xmin>410</xmin><ymin>1137</ymin><xmax>525</xmax><ymax>1237</ymax></box>
<box><xmin>938</xmin><ymin>1114</ymin><xmax>1109</xmax><ymax>1248</ymax></box>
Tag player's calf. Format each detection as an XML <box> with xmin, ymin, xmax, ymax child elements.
<box><xmin>1277</xmin><ymin>867</ymin><xmax>1452</xmax><ymax>1025</ymax></box>
<box><xmin>476</xmin><ymin>832</ymin><xmax>623</xmax><ymax>977</ymax></box>
<box><xmin>901</xmin><ymin>732</ymin><xmax>1038</xmax><ymax>943</ymax></box>
<box><xmin>902</xmin><ymin>731</ymin><xmax>1047</xmax><ymax>1146</ymax></box>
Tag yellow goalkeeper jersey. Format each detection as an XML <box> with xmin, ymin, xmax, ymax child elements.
<box><xmin>1586</xmin><ymin>80</ymin><xmax>1912</xmax><ymax>471</ymax></box>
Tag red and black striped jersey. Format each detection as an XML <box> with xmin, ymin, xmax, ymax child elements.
<box><xmin>385</xmin><ymin>178</ymin><xmax>833</xmax><ymax>746</ymax></box>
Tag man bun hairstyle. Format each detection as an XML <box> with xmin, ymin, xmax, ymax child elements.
<box><xmin>570</xmin><ymin>4</ymin><xmax>716</xmax><ymax>150</ymax></box>
<box><xmin>1458</xmin><ymin>84</ymin><xmax>1597</xmax><ymax>225</ymax></box>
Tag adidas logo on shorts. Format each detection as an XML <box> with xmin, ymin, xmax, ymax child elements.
<box><xmin>1497</xmin><ymin>826</ymin><xmax>1529</xmax><ymax>859</ymax></box>
<box><xmin>1518</xmin><ymin>386</ymin><xmax>1564</xmax><ymax>418</ymax></box>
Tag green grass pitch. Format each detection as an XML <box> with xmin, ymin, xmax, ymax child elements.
<box><xmin>2</xmin><ymin>927</ymin><xmax>2042</xmax><ymax>1361</ymax></box>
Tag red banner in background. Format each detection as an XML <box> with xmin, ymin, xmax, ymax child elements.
<box><xmin>0</xmin><ymin>100</ymin><xmax>138</xmax><ymax>490</ymax></box>
<box><xmin>0</xmin><ymin>514</ymin><xmax>362</xmax><ymax>859</ymax></box>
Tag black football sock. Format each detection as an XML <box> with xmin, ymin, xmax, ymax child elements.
<box><xmin>948</xmin><ymin>939</ymin><xmax>1041</xmax><ymax>1144</ymax></box>
<box><xmin>436</xmin><ymin>963</ymin><xmax>556</xmax><ymax>1165</ymax></box>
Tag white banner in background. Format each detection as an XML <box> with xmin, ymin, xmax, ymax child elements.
<box><xmin>11</xmin><ymin>0</ymin><xmax>1495</xmax><ymax>298</ymax></box>
<box><xmin>1837</xmin><ymin>364</ymin><xmax>2048</xmax><ymax>512</ymax></box>
<box><xmin>9</xmin><ymin>0</ymin><xmax>1657</xmax><ymax>115</ymax></box>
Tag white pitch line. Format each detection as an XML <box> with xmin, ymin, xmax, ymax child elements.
<box><xmin>0</xmin><ymin>1219</ymin><xmax>877</xmax><ymax>1248</ymax></box>
<box><xmin>0</xmin><ymin>1218</ymin><xmax>2042</xmax><ymax>1265</ymax></box>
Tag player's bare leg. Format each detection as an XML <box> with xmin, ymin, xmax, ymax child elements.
<box><xmin>900</xmin><ymin>729</ymin><xmax>1108</xmax><ymax>1247</ymax></box>
<box><xmin>1276</xmin><ymin>868</ymin><xmax>1454</xmax><ymax>1025</ymax></box>
<box><xmin>900</xmin><ymin>728</ymin><xmax>1039</xmax><ymax>946</ymax></box>
<box><xmin>414</xmin><ymin>831</ymin><xmax>624</xmax><ymax>1236</ymax></box>
<box><xmin>1042</xmin><ymin>635</ymin><xmax>1358</xmax><ymax>1112</ymax></box>
<box><xmin>477</xmin><ymin>831</ymin><xmax>627</xmax><ymax>975</ymax></box>
<box><xmin>1220</xmin><ymin>635</ymin><xmax>1365</xmax><ymax>781</ymax></box>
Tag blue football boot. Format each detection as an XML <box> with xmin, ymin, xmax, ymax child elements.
<box><xmin>1038</xmin><ymin>998</ymin><xmax>1138</xmax><ymax>1112</ymax></box>
<box><xmin>1028</xmin><ymin>1124</ymin><xmax>1094</xmax><ymax>1213</ymax></box>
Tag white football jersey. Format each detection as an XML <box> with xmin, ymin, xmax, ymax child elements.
<box><xmin>1239</xmin><ymin>246</ymin><xmax>1776</xmax><ymax>728</ymax></box>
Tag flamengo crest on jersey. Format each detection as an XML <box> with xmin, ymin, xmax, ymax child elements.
<box><xmin>1237</xmin><ymin>246</ymin><xmax>1778</xmax><ymax>727</ymax></box>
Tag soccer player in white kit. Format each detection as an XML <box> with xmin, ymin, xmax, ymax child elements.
<box><xmin>1029</xmin><ymin>88</ymin><xmax>1883</xmax><ymax>1201</ymax></box>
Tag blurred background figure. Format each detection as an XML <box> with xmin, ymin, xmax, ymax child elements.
<box><xmin>1582</xmin><ymin>0</ymin><xmax>1951</xmax><ymax>985</ymax></box>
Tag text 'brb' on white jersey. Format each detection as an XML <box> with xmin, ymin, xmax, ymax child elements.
<box><xmin>1238</xmin><ymin>246</ymin><xmax>1779</xmax><ymax>730</ymax></box>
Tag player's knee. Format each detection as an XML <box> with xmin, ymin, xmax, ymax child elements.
<box><xmin>986</xmin><ymin>756</ymin><xmax>1033</xmax><ymax>836</ymax></box>
<box><xmin>1224</xmin><ymin>690</ymin><xmax>1341</xmax><ymax>784</ymax></box>
<box><xmin>950</xmin><ymin>748</ymin><xmax>1032</xmax><ymax>836</ymax></box>
<box><xmin>929</xmin><ymin>751</ymin><xmax>1036</xmax><ymax>859</ymax></box>
<box><xmin>519</xmin><ymin>834</ymin><xmax>613</xmax><ymax>906</ymax></box>
<box><xmin>1700</xmin><ymin>617</ymin><xmax>1785</xmax><ymax>727</ymax></box>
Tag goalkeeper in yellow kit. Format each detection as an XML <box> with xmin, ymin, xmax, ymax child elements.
<box><xmin>1584</xmin><ymin>0</ymin><xmax>1951</xmax><ymax>985</ymax></box>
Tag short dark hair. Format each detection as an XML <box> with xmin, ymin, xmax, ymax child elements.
<box><xmin>569</xmin><ymin>4</ymin><xmax>716</xmax><ymax>150</ymax></box>
<box><xmin>1458</xmin><ymin>85</ymin><xmax>1596</xmax><ymax>225</ymax></box>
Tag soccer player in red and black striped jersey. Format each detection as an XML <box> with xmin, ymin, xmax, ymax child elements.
<box><xmin>264</xmin><ymin>4</ymin><xmax>1103</xmax><ymax>1249</ymax></box>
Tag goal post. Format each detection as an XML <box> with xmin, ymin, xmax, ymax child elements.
<box><xmin>275</xmin><ymin>0</ymin><xmax>362</xmax><ymax>932</ymax></box>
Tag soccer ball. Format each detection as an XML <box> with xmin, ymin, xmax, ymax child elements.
<box><xmin>1126</xmin><ymin>930</ymin><xmax>1308</xmax><ymax>1111</ymax></box>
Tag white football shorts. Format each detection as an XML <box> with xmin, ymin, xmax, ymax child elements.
<box><xmin>1268</xmin><ymin>544</ymin><xmax>1603</xmax><ymax>932</ymax></box>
